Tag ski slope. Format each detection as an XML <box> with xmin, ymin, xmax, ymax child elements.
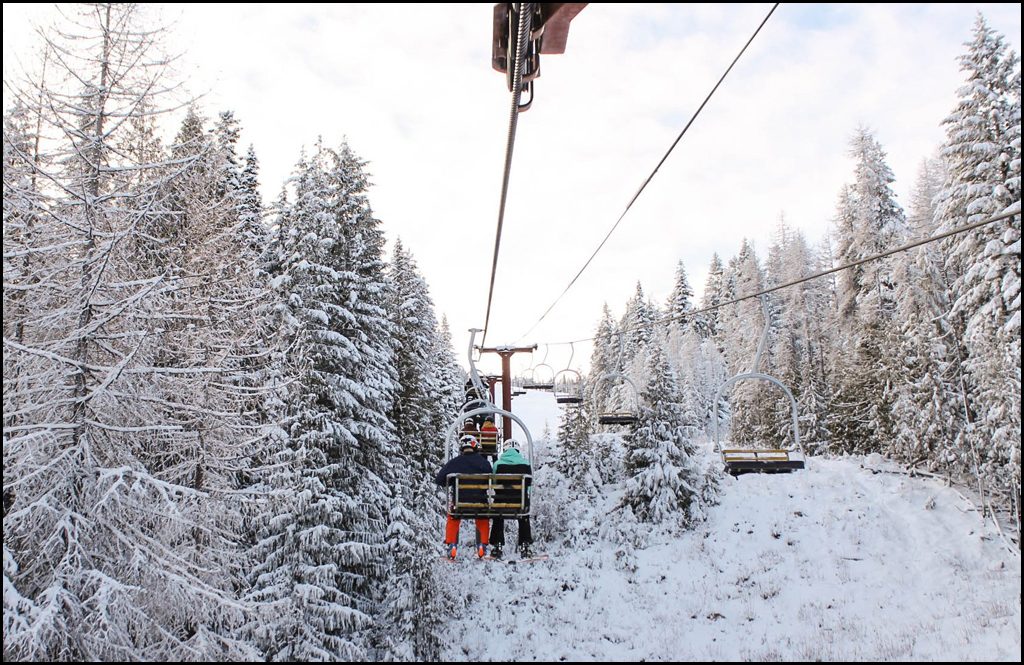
<box><xmin>439</xmin><ymin>391</ymin><xmax>1021</xmax><ymax>661</ymax></box>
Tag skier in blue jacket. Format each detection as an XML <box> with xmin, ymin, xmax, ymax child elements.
<box><xmin>435</xmin><ymin>435</ymin><xmax>493</xmax><ymax>559</ymax></box>
<box><xmin>489</xmin><ymin>442</ymin><xmax>534</xmax><ymax>559</ymax></box>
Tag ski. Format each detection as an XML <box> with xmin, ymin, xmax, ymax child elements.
<box><xmin>481</xmin><ymin>553</ymin><xmax>549</xmax><ymax>564</ymax></box>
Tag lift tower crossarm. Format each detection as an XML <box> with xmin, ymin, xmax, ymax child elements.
<box><xmin>479</xmin><ymin>344</ymin><xmax>537</xmax><ymax>441</ymax></box>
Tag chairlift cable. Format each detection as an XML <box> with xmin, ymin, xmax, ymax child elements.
<box><xmin>482</xmin><ymin>3</ymin><xmax>534</xmax><ymax>347</ymax></box>
<box><xmin>539</xmin><ymin>206</ymin><xmax>1021</xmax><ymax>346</ymax></box>
<box><xmin>514</xmin><ymin>3</ymin><xmax>780</xmax><ymax>344</ymax></box>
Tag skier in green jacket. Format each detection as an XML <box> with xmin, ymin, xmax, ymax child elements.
<box><xmin>490</xmin><ymin>442</ymin><xmax>534</xmax><ymax>559</ymax></box>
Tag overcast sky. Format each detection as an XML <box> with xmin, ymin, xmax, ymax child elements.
<box><xmin>4</xmin><ymin>3</ymin><xmax>1021</xmax><ymax>376</ymax></box>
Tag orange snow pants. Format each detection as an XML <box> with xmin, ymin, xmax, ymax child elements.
<box><xmin>444</xmin><ymin>515</ymin><xmax>490</xmax><ymax>546</ymax></box>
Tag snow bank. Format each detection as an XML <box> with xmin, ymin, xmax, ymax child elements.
<box><xmin>439</xmin><ymin>391</ymin><xmax>1021</xmax><ymax>661</ymax></box>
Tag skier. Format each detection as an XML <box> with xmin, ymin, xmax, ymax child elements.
<box><xmin>479</xmin><ymin>415</ymin><xmax>499</xmax><ymax>456</ymax></box>
<box><xmin>489</xmin><ymin>441</ymin><xmax>535</xmax><ymax>560</ymax></box>
<box><xmin>435</xmin><ymin>435</ymin><xmax>492</xmax><ymax>559</ymax></box>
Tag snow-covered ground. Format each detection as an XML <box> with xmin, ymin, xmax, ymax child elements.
<box><xmin>439</xmin><ymin>391</ymin><xmax>1021</xmax><ymax>661</ymax></box>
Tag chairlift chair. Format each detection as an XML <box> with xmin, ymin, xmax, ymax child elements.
<box><xmin>442</xmin><ymin>404</ymin><xmax>535</xmax><ymax>519</ymax></box>
<box><xmin>525</xmin><ymin>363</ymin><xmax>555</xmax><ymax>390</ymax></box>
<box><xmin>554</xmin><ymin>369</ymin><xmax>583</xmax><ymax>404</ymax></box>
<box><xmin>523</xmin><ymin>345</ymin><xmax>556</xmax><ymax>390</ymax></box>
<box><xmin>594</xmin><ymin>372</ymin><xmax>639</xmax><ymax>426</ymax></box>
<box><xmin>712</xmin><ymin>296</ymin><xmax>807</xmax><ymax>476</ymax></box>
<box><xmin>553</xmin><ymin>343</ymin><xmax>584</xmax><ymax>404</ymax></box>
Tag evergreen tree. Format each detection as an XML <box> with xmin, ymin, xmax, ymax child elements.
<box><xmin>377</xmin><ymin>239</ymin><xmax>446</xmax><ymax>660</ymax></box>
<box><xmin>236</xmin><ymin>145</ymin><xmax>267</xmax><ymax>255</ymax></box>
<box><xmin>935</xmin><ymin>15</ymin><xmax>1021</xmax><ymax>514</ymax></box>
<box><xmin>3</xmin><ymin>6</ymin><xmax>253</xmax><ymax>659</ymax></box>
<box><xmin>718</xmin><ymin>240</ymin><xmax>770</xmax><ymax>445</ymax></box>
<box><xmin>433</xmin><ymin>316</ymin><xmax>466</xmax><ymax>446</ymax></box>
<box><xmin>827</xmin><ymin>129</ymin><xmax>908</xmax><ymax>454</ymax></box>
<box><xmin>622</xmin><ymin>282</ymin><xmax>656</xmax><ymax>361</ymax></box>
<box><xmin>890</xmin><ymin>160</ymin><xmax>968</xmax><ymax>471</ymax></box>
<box><xmin>764</xmin><ymin>222</ymin><xmax>832</xmax><ymax>447</ymax></box>
<box><xmin>694</xmin><ymin>253</ymin><xmax>725</xmax><ymax>341</ymax></box>
<box><xmin>621</xmin><ymin>346</ymin><xmax>713</xmax><ymax>526</ymax></box>
<box><xmin>556</xmin><ymin>397</ymin><xmax>596</xmax><ymax>495</ymax></box>
<box><xmin>390</xmin><ymin>240</ymin><xmax>442</xmax><ymax>469</ymax></box>
<box><xmin>667</xmin><ymin>326</ymin><xmax>729</xmax><ymax>437</ymax></box>
<box><xmin>249</xmin><ymin>142</ymin><xmax>392</xmax><ymax>660</ymax></box>
<box><xmin>2</xmin><ymin>98</ymin><xmax>48</xmax><ymax>663</ymax></box>
<box><xmin>587</xmin><ymin>304</ymin><xmax>620</xmax><ymax>417</ymax></box>
<box><xmin>666</xmin><ymin>259</ymin><xmax>695</xmax><ymax>330</ymax></box>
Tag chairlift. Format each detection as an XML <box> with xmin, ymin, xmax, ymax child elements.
<box><xmin>712</xmin><ymin>297</ymin><xmax>806</xmax><ymax>476</ymax></box>
<box><xmin>524</xmin><ymin>344</ymin><xmax>555</xmax><ymax>390</ymax></box>
<box><xmin>554</xmin><ymin>370</ymin><xmax>584</xmax><ymax>404</ymax></box>
<box><xmin>442</xmin><ymin>404</ymin><xmax>535</xmax><ymax>519</ymax></box>
<box><xmin>553</xmin><ymin>342</ymin><xmax>584</xmax><ymax>404</ymax></box>
<box><xmin>491</xmin><ymin>3</ymin><xmax>587</xmax><ymax>112</ymax></box>
<box><xmin>594</xmin><ymin>372</ymin><xmax>639</xmax><ymax>426</ymax></box>
<box><xmin>592</xmin><ymin>332</ymin><xmax>639</xmax><ymax>425</ymax></box>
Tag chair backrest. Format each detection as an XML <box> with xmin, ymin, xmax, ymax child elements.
<box><xmin>478</xmin><ymin>428</ymin><xmax>500</xmax><ymax>456</ymax></box>
<box><xmin>447</xmin><ymin>473</ymin><xmax>531</xmax><ymax>518</ymax></box>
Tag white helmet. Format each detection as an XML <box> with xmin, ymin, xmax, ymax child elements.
<box><xmin>459</xmin><ymin>435</ymin><xmax>479</xmax><ymax>452</ymax></box>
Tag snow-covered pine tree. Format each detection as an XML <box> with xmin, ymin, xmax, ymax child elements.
<box><xmin>390</xmin><ymin>239</ymin><xmax>443</xmax><ymax>471</ymax></box>
<box><xmin>718</xmin><ymin>239</ymin><xmax>771</xmax><ymax>446</ymax></box>
<box><xmin>764</xmin><ymin>222</ymin><xmax>831</xmax><ymax>448</ymax></box>
<box><xmin>693</xmin><ymin>252</ymin><xmax>725</xmax><ymax>341</ymax></box>
<box><xmin>666</xmin><ymin>259</ymin><xmax>695</xmax><ymax>331</ymax></box>
<box><xmin>827</xmin><ymin>128</ymin><xmax>908</xmax><ymax>455</ymax></box>
<box><xmin>621</xmin><ymin>345</ymin><xmax>713</xmax><ymax>526</ymax></box>
<box><xmin>433</xmin><ymin>316</ymin><xmax>466</xmax><ymax>445</ymax></box>
<box><xmin>556</xmin><ymin>393</ymin><xmax>596</xmax><ymax>494</ymax></box>
<box><xmin>718</xmin><ymin>240</ymin><xmax>765</xmax><ymax>373</ymax></box>
<box><xmin>935</xmin><ymin>15</ymin><xmax>1021</xmax><ymax>520</ymax></box>
<box><xmin>125</xmin><ymin>105</ymin><xmax>275</xmax><ymax>655</ymax></box>
<box><xmin>622</xmin><ymin>282</ymin><xmax>656</xmax><ymax>362</ymax></box>
<box><xmin>2</xmin><ymin>102</ymin><xmax>45</xmax><ymax>436</ymax></box>
<box><xmin>249</xmin><ymin>142</ymin><xmax>384</xmax><ymax>660</ymax></box>
<box><xmin>2</xmin><ymin>99</ymin><xmax>47</xmax><ymax>663</ymax></box>
<box><xmin>3</xmin><ymin>6</ymin><xmax>254</xmax><ymax>659</ymax></box>
<box><xmin>586</xmin><ymin>304</ymin><xmax>619</xmax><ymax>417</ymax></box>
<box><xmin>890</xmin><ymin>159</ymin><xmax>968</xmax><ymax>471</ymax></box>
<box><xmin>616</xmin><ymin>282</ymin><xmax>660</xmax><ymax>417</ymax></box>
<box><xmin>376</xmin><ymin>239</ymin><xmax>447</xmax><ymax>660</ymax></box>
<box><xmin>667</xmin><ymin>325</ymin><xmax>729</xmax><ymax>437</ymax></box>
<box><xmin>327</xmin><ymin>142</ymin><xmax>398</xmax><ymax>648</ymax></box>
<box><xmin>212</xmin><ymin>111</ymin><xmax>242</xmax><ymax>198</ymax></box>
<box><xmin>236</xmin><ymin>145</ymin><xmax>267</xmax><ymax>255</ymax></box>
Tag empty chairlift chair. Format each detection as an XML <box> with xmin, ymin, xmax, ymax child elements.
<box><xmin>554</xmin><ymin>343</ymin><xmax>584</xmax><ymax>405</ymax></box>
<box><xmin>712</xmin><ymin>377</ymin><xmax>806</xmax><ymax>475</ymax></box>
<box><xmin>554</xmin><ymin>369</ymin><xmax>584</xmax><ymax>405</ymax></box>
<box><xmin>524</xmin><ymin>363</ymin><xmax>555</xmax><ymax>390</ymax></box>
<box><xmin>524</xmin><ymin>345</ymin><xmax>556</xmax><ymax>390</ymax></box>
<box><xmin>594</xmin><ymin>372</ymin><xmax>640</xmax><ymax>426</ymax></box>
<box><xmin>712</xmin><ymin>296</ymin><xmax>807</xmax><ymax>476</ymax></box>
